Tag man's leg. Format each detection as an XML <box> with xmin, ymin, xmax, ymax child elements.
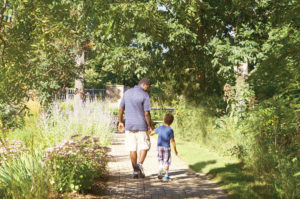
<box><xmin>126</xmin><ymin>131</ymin><xmax>139</xmax><ymax>178</ymax></box>
<box><xmin>138</xmin><ymin>149</ymin><xmax>147</xmax><ymax>164</ymax></box>
<box><xmin>136</xmin><ymin>131</ymin><xmax>150</xmax><ymax>178</ymax></box>
<box><xmin>130</xmin><ymin>151</ymin><xmax>138</xmax><ymax>169</ymax></box>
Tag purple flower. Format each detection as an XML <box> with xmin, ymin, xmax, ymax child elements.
<box><xmin>44</xmin><ymin>147</ymin><xmax>54</xmax><ymax>153</ymax></box>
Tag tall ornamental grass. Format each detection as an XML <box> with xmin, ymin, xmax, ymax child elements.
<box><xmin>0</xmin><ymin>151</ymin><xmax>50</xmax><ymax>199</ymax></box>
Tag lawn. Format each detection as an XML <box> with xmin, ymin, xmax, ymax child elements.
<box><xmin>176</xmin><ymin>139</ymin><xmax>273</xmax><ymax>199</ymax></box>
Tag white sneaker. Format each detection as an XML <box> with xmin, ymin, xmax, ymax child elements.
<box><xmin>163</xmin><ymin>175</ymin><xmax>171</xmax><ymax>182</ymax></box>
<box><xmin>158</xmin><ymin>168</ymin><xmax>164</xmax><ymax>179</ymax></box>
<box><xmin>137</xmin><ymin>163</ymin><xmax>145</xmax><ymax>178</ymax></box>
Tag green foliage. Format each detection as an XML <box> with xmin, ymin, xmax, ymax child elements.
<box><xmin>45</xmin><ymin>136</ymin><xmax>107</xmax><ymax>193</ymax></box>
<box><xmin>0</xmin><ymin>101</ymin><xmax>112</xmax><ymax>196</ymax></box>
<box><xmin>0</xmin><ymin>151</ymin><xmax>50</xmax><ymax>199</ymax></box>
<box><xmin>0</xmin><ymin>103</ymin><xmax>25</xmax><ymax>130</ymax></box>
<box><xmin>240</xmin><ymin>97</ymin><xmax>300</xmax><ymax>198</ymax></box>
<box><xmin>173</xmin><ymin>96</ymin><xmax>300</xmax><ymax>198</ymax></box>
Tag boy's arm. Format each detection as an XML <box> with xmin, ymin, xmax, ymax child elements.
<box><xmin>149</xmin><ymin>131</ymin><xmax>156</xmax><ymax>136</ymax></box>
<box><xmin>170</xmin><ymin>138</ymin><xmax>178</xmax><ymax>156</ymax></box>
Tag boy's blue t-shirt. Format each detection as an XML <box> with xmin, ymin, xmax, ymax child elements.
<box><xmin>154</xmin><ymin>125</ymin><xmax>174</xmax><ymax>148</ymax></box>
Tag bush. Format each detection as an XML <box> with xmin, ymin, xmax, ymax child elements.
<box><xmin>241</xmin><ymin>98</ymin><xmax>300</xmax><ymax>198</ymax></box>
<box><xmin>44</xmin><ymin>135</ymin><xmax>108</xmax><ymax>193</ymax></box>
<box><xmin>171</xmin><ymin>95</ymin><xmax>300</xmax><ymax>198</ymax></box>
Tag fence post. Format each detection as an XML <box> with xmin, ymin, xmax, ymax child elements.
<box><xmin>66</xmin><ymin>88</ymin><xmax>69</xmax><ymax>101</ymax></box>
<box><xmin>92</xmin><ymin>88</ymin><xmax>95</xmax><ymax>100</ymax></box>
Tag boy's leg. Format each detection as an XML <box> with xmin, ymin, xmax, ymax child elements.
<box><xmin>157</xmin><ymin>147</ymin><xmax>165</xmax><ymax>179</ymax></box>
<box><xmin>163</xmin><ymin>148</ymin><xmax>171</xmax><ymax>181</ymax></box>
<box><xmin>164</xmin><ymin>165</ymin><xmax>169</xmax><ymax>177</ymax></box>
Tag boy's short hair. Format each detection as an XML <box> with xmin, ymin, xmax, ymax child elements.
<box><xmin>164</xmin><ymin>113</ymin><xmax>174</xmax><ymax>125</ymax></box>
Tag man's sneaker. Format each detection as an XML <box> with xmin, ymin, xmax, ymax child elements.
<box><xmin>137</xmin><ymin>163</ymin><xmax>145</xmax><ymax>178</ymax></box>
<box><xmin>133</xmin><ymin>172</ymin><xmax>139</xmax><ymax>179</ymax></box>
<box><xmin>163</xmin><ymin>175</ymin><xmax>171</xmax><ymax>182</ymax></box>
<box><xmin>158</xmin><ymin>168</ymin><xmax>164</xmax><ymax>179</ymax></box>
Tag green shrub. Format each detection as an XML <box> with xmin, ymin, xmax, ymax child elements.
<box><xmin>171</xmin><ymin>95</ymin><xmax>300</xmax><ymax>198</ymax></box>
<box><xmin>44</xmin><ymin>135</ymin><xmax>108</xmax><ymax>193</ymax></box>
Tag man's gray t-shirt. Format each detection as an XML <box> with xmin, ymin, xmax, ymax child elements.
<box><xmin>120</xmin><ymin>85</ymin><xmax>151</xmax><ymax>131</ymax></box>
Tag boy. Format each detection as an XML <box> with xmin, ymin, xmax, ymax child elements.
<box><xmin>150</xmin><ymin>113</ymin><xmax>178</xmax><ymax>181</ymax></box>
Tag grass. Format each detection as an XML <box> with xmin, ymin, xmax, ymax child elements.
<box><xmin>176</xmin><ymin>139</ymin><xmax>273</xmax><ymax>199</ymax></box>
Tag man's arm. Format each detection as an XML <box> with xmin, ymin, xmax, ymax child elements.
<box><xmin>170</xmin><ymin>138</ymin><xmax>178</xmax><ymax>156</ymax></box>
<box><xmin>144</xmin><ymin>111</ymin><xmax>153</xmax><ymax>131</ymax></box>
<box><xmin>118</xmin><ymin>107</ymin><xmax>125</xmax><ymax>132</ymax></box>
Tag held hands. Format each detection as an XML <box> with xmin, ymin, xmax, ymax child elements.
<box><xmin>149</xmin><ymin>129</ymin><xmax>156</xmax><ymax>136</ymax></box>
<box><xmin>118</xmin><ymin>122</ymin><xmax>125</xmax><ymax>132</ymax></box>
<box><xmin>148</xmin><ymin>126</ymin><xmax>155</xmax><ymax>136</ymax></box>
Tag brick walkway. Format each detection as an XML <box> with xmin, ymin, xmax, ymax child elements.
<box><xmin>103</xmin><ymin>132</ymin><xmax>227</xmax><ymax>199</ymax></box>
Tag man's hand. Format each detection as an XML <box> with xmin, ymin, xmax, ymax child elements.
<box><xmin>118</xmin><ymin>122</ymin><xmax>125</xmax><ymax>132</ymax></box>
<box><xmin>149</xmin><ymin>126</ymin><xmax>154</xmax><ymax>132</ymax></box>
<box><xmin>118</xmin><ymin>107</ymin><xmax>125</xmax><ymax>132</ymax></box>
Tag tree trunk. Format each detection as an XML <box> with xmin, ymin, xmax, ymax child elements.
<box><xmin>74</xmin><ymin>50</ymin><xmax>85</xmax><ymax>112</ymax></box>
<box><xmin>234</xmin><ymin>62</ymin><xmax>249</xmax><ymax>117</ymax></box>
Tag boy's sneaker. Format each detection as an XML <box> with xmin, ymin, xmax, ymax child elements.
<box><xmin>158</xmin><ymin>168</ymin><xmax>164</xmax><ymax>179</ymax></box>
<box><xmin>137</xmin><ymin>163</ymin><xmax>145</xmax><ymax>178</ymax></box>
<box><xmin>132</xmin><ymin>172</ymin><xmax>139</xmax><ymax>179</ymax></box>
<box><xmin>163</xmin><ymin>175</ymin><xmax>171</xmax><ymax>182</ymax></box>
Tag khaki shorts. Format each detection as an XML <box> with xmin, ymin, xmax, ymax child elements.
<box><xmin>125</xmin><ymin>131</ymin><xmax>151</xmax><ymax>152</ymax></box>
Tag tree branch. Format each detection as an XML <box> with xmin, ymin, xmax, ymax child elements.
<box><xmin>0</xmin><ymin>0</ymin><xmax>8</xmax><ymax>30</ymax></box>
<box><xmin>0</xmin><ymin>0</ymin><xmax>8</xmax><ymax>57</ymax></box>
<box><xmin>0</xmin><ymin>34</ymin><xmax>5</xmax><ymax>57</ymax></box>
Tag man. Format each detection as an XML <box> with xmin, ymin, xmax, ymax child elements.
<box><xmin>118</xmin><ymin>78</ymin><xmax>153</xmax><ymax>178</ymax></box>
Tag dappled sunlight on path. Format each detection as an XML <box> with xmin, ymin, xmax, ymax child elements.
<box><xmin>103</xmin><ymin>132</ymin><xmax>227</xmax><ymax>199</ymax></box>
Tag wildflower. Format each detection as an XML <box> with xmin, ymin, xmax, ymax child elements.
<box><xmin>81</xmin><ymin>136</ymin><xmax>90</xmax><ymax>142</ymax></box>
<box><xmin>0</xmin><ymin>147</ymin><xmax>7</xmax><ymax>154</ymax></box>
<box><xmin>71</xmin><ymin>134</ymin><xmax>81</xmax><ymax>139</ymax></box>
<box><xmin>61</xmin><ymin>139</ymin><xmax>70</xmax><ymax>146</ymax></box>
<box><xmin>45</xmin><ymin>147</ymin><xmax>54</xmax><ymax>153</ymax></box>
<box><xmin>85</xmin><ymin>140</ymin><xmax>92</xmax><ymax>145</ymax></box>
<box><xmin>93</xmin><ymin>136</ymin><xmax>99</xmax><ymax>143</ymax></box>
